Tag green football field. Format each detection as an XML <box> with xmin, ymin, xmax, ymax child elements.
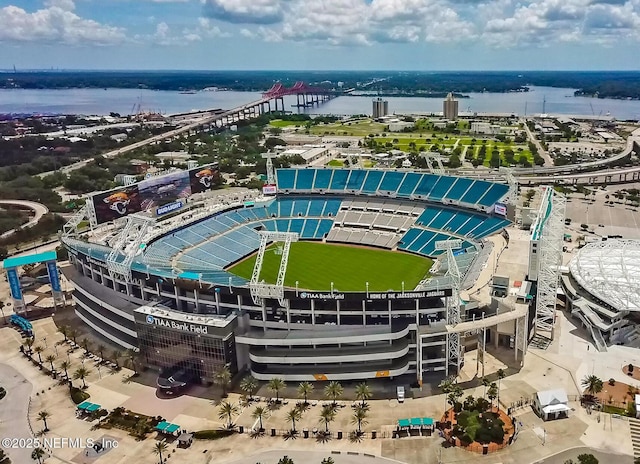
<box><xmin>228</xmin><ymin>242</ymin><xmax>433</xmax><ymax>292</ymax></box>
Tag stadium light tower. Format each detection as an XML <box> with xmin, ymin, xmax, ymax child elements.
<box><xmin>250</xmin><ymin>230</ymin><xmax>299</xmax><ymax>306</ymax></box>
<box><xmin>435</xmin><ymin>239</ymin><xmax>463</xmax><ymax>376</ymax></box>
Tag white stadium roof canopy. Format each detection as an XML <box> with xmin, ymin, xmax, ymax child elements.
<box><xmin>569</xmin><ymin>239</ymin><xmax>640</xmax><ymax>313</ymax></box>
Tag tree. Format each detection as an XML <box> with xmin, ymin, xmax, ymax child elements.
<box><xmin>321</xmin><ymin>458</ymin><xmax>335</xmax><ymax>464</ymax></box>
<box><xmin>111</xmin><ymin>350</ymin><xmax>122</xmax><ymax>368</ymax></box>
<box><xmin>80</xmin><ymin>337</ymin><xmax>92</xmax><ymax>355</ymax></box>
<box><xmin>297</xmin><ymin>381</ymin><xmax>314</xmax><ymax>404</ymax></box>
<box><xmin>286</xmin><ymin>407</ymin><xmax>302</xmax><ymax>432</ymax></box>
<box><xmin>324</xmin><ymin>381</ymin><xmax>343</xmax><ymax>407</ymax></box>
<box><xmin>96</xmin><ymin>344</ymin><xmax>106</xmax><ymax>361</ymax></box>
<box><xmin>60</xmin><ymin>360</ymin><xmax>70</xmax><ymax>379</ymax></box>
<box><xmin>23</xmin><ymin>338</ymin><xmax>34</xmax><ymax>356</ymax></box>
<box><xmin>124</xmin><ymin>349</ymin><xmax>139</xmax><ymax>375</ymax></box>
<box><xmin>487</xmin><ymin>383</ymin><xmax>498</xmax><ymax>409</ymax></box>
<box><xmin>319</xmin><ymin>404</ymin><xmax>336</xmax><ymax>433</ymax></box>
<box><xmin>45</xmin><ymin>354</ymin><xmax>56</xmax><ymax>372</ymax></box>
<box><xmin>267</xmin><ymin>378</ymin><xmax>286</xmax><ymax>403</ymax></box>
<box><xmin>240</xmin><ymin>376</ymin><xmax>258</xmax><ymax>400</ymax></box>
<box><xmin>439</xmin><ymin>377</ymin><xmax>454</xmax><ymax>412</ymax></box>
<box><xmin>482</xmin><ymin>377</ymin><xmax>491</xmax><ymax>399</ymax></box>
<box><xmin>447</xmin><ymin>385</ymin><xmax>464</xmax><ymax>409</ymax></box>
<box><xmin>58</xmin><ymin>325</ymin><xmax>69</xmax><ymax>342</ymax></box>
<box><xmin>278</xmin><ymin>456</ymin><xmax>294</xmax><ymax>464</ymax></box>
<box><xmin>252</xmin><ymin>405</ymin><xmax>267</xmax><ymax>431</ymax></box>
<box><xmin>73</xmin><ymin>366</ymin><xmax>91</xmax><ymax>388</ymax></box>
<box><xmin>218</xmin><ymin>400</ymin><xmax>239</xmax><ymax>429</ymax></box>
<box><xmin>153</xmin><ymin>441</ymin><xmax>168</xmax><ymax>464</ymax></box>
<box><xmin>351</xmin><ymin>405</ymin><xmax>368</xmax><ymax>434</ymax></box>
<box><xmin>38</xmin><ymin>410</ymin><xmax>51</xmax><ymax>432</ymax></box>
<box><xmin>577</xmin><ymin>454</ymin><xmax>599</xmax><ymax>464</ymax></box>
<box><xmin>581</xmin><ymin>375</ymin><xmax>604</xmax><ymax>398</ymax></box>
<box><xmin>496</xmin><ymin>369</ymin><xmax>506</xmax><ymax>407</ymax></box>
<box><xmin>214</xmin><ymin>366</ymin><xmax>232</xmax><ymax>396</ymax></box>
<box><xmin>355</xmin><ymin>382</ymin><xmax>372</xmax><ymax>407</ymax></box>
<box><xmin>33</xmin><ymin>345</ymin><xmax>44</xmax><ymax>365</ymax></box>
<box><xmin>31</xmin><ymin>448</ymin><xmax>45</xmax><ymax>464</ymax></box>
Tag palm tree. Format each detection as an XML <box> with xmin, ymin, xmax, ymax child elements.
<box><xmin>351</xmin><ymin>405</ymin><xmax>368</xmax><ymax>434</ymax></box>
<box><xmin>252</xmin><ymin>405</ymin><xmax>267</xmax><ymax>431</ymax></box>
<box><xmin>628</xmin><ymin>385</ymin><xmax>638</xmax><ymax>401</ymax></box>
<box><xmin>286</xmin><ymin>407</ymin><xmax>302</xmax><ymax>432</ymax></box>
<box><xmin>68</xmin><ymin>328</ymin><xmax>78</xmax><ymax>344</ymax></box>
<box><xmin>96</xmin><ymin>344</ymin><xmax>106</xmax><ymax>361</ymax></box>
<box><xmin>581</xmin><ymin>375</ymin><xmax>604</xmax><ymax>399</ymax></box>
<box><xmin>240</xmin><ymin>376</ymin><xmax>258</xmax><ymax>400</ymax></box>
<box><xmin>214</xmin><ymin>366</ymin><xmax>232</xmax><ymax>396</ymax></box>
<box><xmin>297</xmin><ymin>381</ymin><xmax>314</xmax><ymax>404</ymax></box>
<box><xmin>496</xmin><ymin>369</ymin><xmax>506</xmax><ymax>407</ymax></box>
<box><xmin>45</xmin><ymin>354</ymin><xmax>56</xmax><ymax>372</ymax></box>
<box><xmin>0</xmin><ymin>449</ymin><xmax>11</xmax><ymax>464</ymax></box>
<box><xmin>319</xmin><ymin>404</ymin><xmax>336</xmax><ymax>433</ymax></box>
<box><xmin>487</xmin><ymin>383</ymin><xmax>498</xmax><ymax>409</ymax></box>
<box><xmin>23</xmin><ymin>337</ymin><xmax>34</xmax><ymax>356</ymax></box>
<box><xmin>267</xmin><ymin>377</ymin><xmax>286</xmax><ymax>403</ymax></box>
<box><xmin>57</xmin><ymin>325</ymin><xmax>69</xmax><ymax>342</ymax></box>
<box><xmin>60</xmin><ymin>360</ymin><xmax>71</xmax><ymax>379</ymax></box>
<box><xmin>38</xmin><ymin>410</ymin><xmax>51</xmax><ymax>432</ymax></box>
<box><xmin>81</xmin><ymin>337</ymin><xmax>92</xmax><ymax>355</ymax></box>
<box><xmin>73</xmin><ymin>366</ymin><xmax>91</xmax><ymax>388</ymax></box>
<box><xmin>218</xmin><ymin>400</ymin><xmax>239</xmax><ymax>429</ymax></box>
<box><xmin>124</xmin><ymin>349</ymin><xmax>138</xmax><ymax>375</ymax></box>
<box><xmin>324</xmin><ymin>381</ymin><xmax>343</xmax><ymax>407</ymax></box>
<box><xmin>111</xmin><ymin>350</ymin><xmax>122</xmax><ymax>368</ymax></box>
<box><xmin>153</xmin><ymin>441</ymin><xmax>168</xmax><ymax>464</ymax></box>
<box><xmin>355</xmin><ymin>382</ymin><xmax>372</xmax><ymax>407</ymax></box>
<box><xmin>482</xmin><ymin>377</ymin><xmax>491</xmax><ymax>399</ymax></box>
<box><xmin>438</xmin><ymin>376</ymin><xmax>454</xmax><ymax>412</ymax></box>
<box><xmin>31</xmin><ymin>448</ymin><xmax>45</xmax><ymax>464</ymax></box>
<box><xmin>447</xmin><ymin>385</ymin><xmax>464</xmax><ymax>409</ymax></box>
<box><xmin>33</xmin><ymin>345</ymin><xmax>44</xmax><ymax>364</ymax></box>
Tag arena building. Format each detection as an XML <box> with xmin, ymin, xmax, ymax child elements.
<box><xmin>60</xmin><ymin>166</ymin><xmax>533</xmax><ymax>388</ymax></box>
<box><xmin>562</xmin><ymin>239</ymin><xmax>640</xmax><ymax>351</ymax></box>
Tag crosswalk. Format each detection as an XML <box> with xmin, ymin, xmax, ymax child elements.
<box><xmin>629</xmin><ymin>417</ymin><xmax>640</xmax><ymax>458</ymax></box>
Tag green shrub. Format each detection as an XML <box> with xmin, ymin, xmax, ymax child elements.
<box><xmin>70</xmin><ymin>386</ymin><xmax>90</xmax><ymax>405</ymax></box>
<box><xmin>193</xmin><ymin>429</ymin><xmax>235</xmax><ymax>440</ymax></box>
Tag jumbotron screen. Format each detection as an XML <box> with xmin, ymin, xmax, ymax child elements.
<box><xmin>92</xmin><ymin>164</ymin><xmax>219</xmax><ymax>224</ymax></box>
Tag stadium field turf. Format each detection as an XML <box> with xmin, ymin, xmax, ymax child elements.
<box><xmin>228</xmin><ymin>241</ymin><xmax>433</xmax><ymax>292</ymax></box>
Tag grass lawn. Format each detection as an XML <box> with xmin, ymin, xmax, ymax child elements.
<box><xmin>228</xmin><ymin>241</ymin><xmax>433</xmax><ymax>292</ymax></box>
<box><xmin>269</xmin><ymin>119</ymin><xmax>304</xmax><ymax>128</ymax></box>
<box><xmin>308</xmin><ymin>119</ymin><xmax>386</xmax><ymax>137</ymax></box>
<box><xmin>327</xmin><ymin>159</ymin><xmax>344</xmax><ymax>167</ymax></box>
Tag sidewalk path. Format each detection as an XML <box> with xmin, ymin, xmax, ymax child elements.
<box><xmin>0</xmin><ymin>363</ymin><xmax>35</xmax><ymax>464</ymax></box>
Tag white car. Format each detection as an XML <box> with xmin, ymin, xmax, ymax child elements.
<box><xmin>397</xmin><ymin>386</ymin><xmax>405</xmax><ymax>403</ymax></box>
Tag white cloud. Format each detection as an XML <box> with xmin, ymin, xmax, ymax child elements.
<box><xmin>202</xmin><ymin>0</ymin><xmax>640</xmax><ymax>48</ymax></box>
<box><xmin>0</xmin><ymin>2</ymin><xmax>126</xmax><ymax>45</ymax></box>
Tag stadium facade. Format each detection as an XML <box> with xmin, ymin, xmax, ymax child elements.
<box><xmin>562</xmin><ymin>239</ymin><xmax>640</xmax><ymax>351</ymax></box>
<box><xmin>62</xmin><ymin>167</ymin><xmax>529</xmax><ymax>385</ymax></box>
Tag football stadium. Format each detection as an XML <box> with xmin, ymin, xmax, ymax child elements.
<box><xmin>58</xmin><ymin>164</ymin><xmax>556</xmax><ymax>388</ymax></box>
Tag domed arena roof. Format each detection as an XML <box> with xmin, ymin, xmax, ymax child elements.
<box><xmin>569</xmin><ymin>239</ymin><xmax>640</xmax><ymax>312</ymax></box>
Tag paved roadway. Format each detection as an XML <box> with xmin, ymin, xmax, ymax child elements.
<box><xmin>521</xmin><ymin>118</ymin><xmax>553</xmax><ymax>167</ymax></box>
<box><xmin>0</xmin><ymin>363</ymin><xmax>35</xmax><ymax>464</ymax></box>
<box><xmin>0</xmin><ymin>200</ymin><xmax>50</xmax><ymax>238</ymax></box>
<box><xmin>36</xmin><ymin>99</ymin><xmax>267</xmax><ymax>179</ymax></box>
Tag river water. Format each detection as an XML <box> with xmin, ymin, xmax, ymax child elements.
<box><xmin>2</xmin><ymin>86</ymin><xmax>640</xmax><ymax>120</ymax></box>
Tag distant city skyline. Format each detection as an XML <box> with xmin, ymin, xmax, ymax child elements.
<box><xmin>1</xmin><ymin>0</ymin><xmax>640</xmax><ymax>71</ymax></box>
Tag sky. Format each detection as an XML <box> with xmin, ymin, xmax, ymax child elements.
<box><xmin>1</xmin><ymin>0</ymin><xmax>640</xmax><ymax>70</ymax></box>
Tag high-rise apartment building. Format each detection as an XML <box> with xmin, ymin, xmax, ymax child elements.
<box><xmin>372</xmin><ymin>98</ymin><xmax>389</xmax><ymax>118</ymax></box>
<box><xmin>443</xmin><ymin>92</ymin><xmax>459</xmax><ymax>120</ymax></box>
